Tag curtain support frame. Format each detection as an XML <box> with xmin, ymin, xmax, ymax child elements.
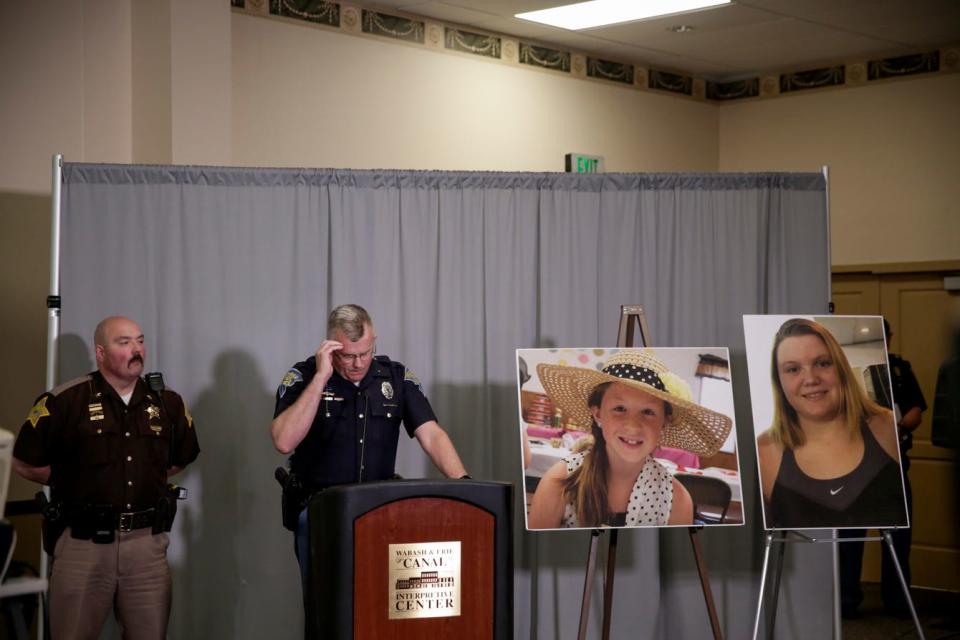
<box><xmin>35</xmin><ymin>152</ymin><xmax>63</xmax><ymax>640</ymax></box>
<box><xmin>822</xmin><ymin>165</ymin><xmax>832</xmax><ymax>312</ymax></box>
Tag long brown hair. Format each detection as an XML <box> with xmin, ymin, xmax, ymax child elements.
<box><xmin>769</xmin><ymin>318</ymin><xmax>885</xmax><ymax>449</ymax></box>
<box><xmin>562</xmin><ymin>382</ymin><xmax>671</xmax><ymax>526</ymax></box>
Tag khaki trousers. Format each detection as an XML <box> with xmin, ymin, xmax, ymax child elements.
<box><xmin>49</xmin><ymin>527</ymin><xmax>171</xmax><ymax>640</ymax></box>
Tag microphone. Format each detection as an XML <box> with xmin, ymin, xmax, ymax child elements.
<box><xmin>145</xmin><ymin>371</ymin><xmax>165</xmax><ymax>394</ymax></box>
<box><xmin>144</xmin><ymin>372</ymin><xmax>175</xmax><ymax>468</ymax></box>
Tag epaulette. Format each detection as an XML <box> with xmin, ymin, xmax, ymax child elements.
<box><xmin>49</xmin><ymin>374</ymin><xmax>92</xmax><ymax>397</ymax></box>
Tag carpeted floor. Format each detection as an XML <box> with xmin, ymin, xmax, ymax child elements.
<box><xmin>842</xmin><ymin>583</ymin><xmax>960</xmax><ymax>640</ymax></box>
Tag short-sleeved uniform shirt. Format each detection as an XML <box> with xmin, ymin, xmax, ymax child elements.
<box><xmin>273</xmin><ymin>355</ymin><xmax>436</xmax><ymax>491</ymax></box>
<box><xmin>14</xmin><ymin>371</ymin><xmax>200</xmax><ymax>511</ymax></box>
<box><xmin>889</xmin><ymin>352</ymin><xmax>927</xmax><ymax>459</ymax></box>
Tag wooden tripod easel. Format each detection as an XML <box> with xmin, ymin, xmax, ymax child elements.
<box><xmin>576</xmin><ymin>305</ymin><xmax>725</xmax><ymax>640</ymax></box>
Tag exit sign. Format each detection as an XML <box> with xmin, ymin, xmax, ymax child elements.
<box><xmin>565</xmin><ymin>153</ymin><xmax>604</xmax><ymax>173</ymax></box>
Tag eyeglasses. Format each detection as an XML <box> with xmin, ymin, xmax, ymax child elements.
<box><xmin>334</xmin><ymin>346</ymin><xmax>376</xmax><ymax>364</ymax></box>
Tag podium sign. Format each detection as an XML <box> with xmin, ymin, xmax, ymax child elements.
<box><xmin>389</xmin><ymin>540</ymin><xmax>462</xmax><ymax>619</ymax></box>
<box><xmin>307</xmin><ymin>480</ymin><xmax>512</xmax><ymax>640</ymax></box>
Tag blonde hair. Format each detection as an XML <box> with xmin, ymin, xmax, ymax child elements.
<box><xmin>327</xmin><ymin>304</ymin><xmax>372</xmax><ymax>341</ymax></box>
<box><xmin>769</xmin><ymin>318</ymin><xmax>885</xmax><ymax>449</ymax></box>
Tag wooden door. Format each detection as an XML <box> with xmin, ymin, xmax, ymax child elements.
<box><xmin>832</xmin><ymin>274</ymin><xmax>879</xmax><ymax>315</ymax></box>
<box><xmin>832</xmin><ymin>270</ymin><xmax>960</xmax><ymax>591</ymax></box>
<box><xmin>879</xmin><ymin>274</ymin><xmax>959</xmax><ymax>591</ymax></box>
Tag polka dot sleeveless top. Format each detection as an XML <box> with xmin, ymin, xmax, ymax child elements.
<box><xmin>562</xmin><ymin>452</ymin><xmax>673</xmax><ymax>527</ymax></box>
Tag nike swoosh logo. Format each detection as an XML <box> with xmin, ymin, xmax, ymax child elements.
<box><xmin>830</xmin><ymin>486</ymin><xmax>844</xmax><ymax>495</ymax></box>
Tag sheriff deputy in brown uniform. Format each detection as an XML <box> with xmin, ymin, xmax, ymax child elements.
<box><xmin>12</xmin><ymin>315</ymin><xmax>200</xmax><ymax>640</ymax></box>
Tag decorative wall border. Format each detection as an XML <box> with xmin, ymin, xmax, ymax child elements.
<box><xmin>235</xmin><ymin>1</ymin><xmax>959</xmax><ymax>103</ymax></box>
<box><xmin>362</xmin><ymin>9</ymin><xmax>424</xmax><ymax>44</ymax></box>
<box><xmin>650</xmin><ymin>69</ymin><xmax>693</xmax><ymax>96</ymax></box>
<box><xmin>445</xmin><ymin>28</ymin><xmax>500</xmax><ymax>58</ymax></box>
<box><xmin>706</xmin><ymin>78</ymin><xmax>759</xmax><ymax>101</ymax></box>
<box><xmin>269</xmin><ymin>0</ymin><xmax>339</xmax><ymax>27</ymax></box>
<box><xmin>519</xmin><ymin>43</ymin><xmax>570</xmax><ymax>73</ymax></box>
<box><xmin>587</xmin><ymin>58</ymin><xmax>634</xmax><ymax>85</ymax></box>
<box><xmin>780</xmin><ymin>65</ymin><xmax>845</xmax><ymax>93</ymax></box>
<box><xmin>868</xmin><ymin>51</ymin><xmax>939</xmax><ymax>80</ymax></box>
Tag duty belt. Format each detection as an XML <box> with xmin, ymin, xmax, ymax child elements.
<box><xmin>117</xmin><ymin>508</ymin><xmax>157</xmax><ymax>531</ymax></box>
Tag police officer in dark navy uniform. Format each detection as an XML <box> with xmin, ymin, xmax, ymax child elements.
<box><xmin>270</xmin><ymin>304</ymin><xmax>469</xmax><ymax>592</ymax></box>
<box><xmin>840</xmin><ymin>318</ymin><xmax>926</xmax><ymax>619</ymax></box>
<box><xmin>881</xmin><ymin>321</ymin><xmax>926</xmax><ymax>615</ymax></box>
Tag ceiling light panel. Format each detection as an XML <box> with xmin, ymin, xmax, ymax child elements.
<box><xmin>516</xmin><ymin>0</ymin><xmax>732</xmax><ymax>30</ymax></box>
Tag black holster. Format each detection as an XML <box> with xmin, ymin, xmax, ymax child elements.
<box><xmin>152</xmin><ymin>485</ymin><xmax>181</xmax><ymax>534</ymax></box>
<box><xmin>153</xmin><ymin>498</ymin><xmax>175</xmax><ymax>535</ymax></box>
<box><xmin>35</xmin><ymin>492</ymin><xmax>66</xmax><ymax>555</ymax></box>
<box><xmin>276</xmin><ymin>468</ymin><xmax>309</xmax><ymax>532</ymax></box>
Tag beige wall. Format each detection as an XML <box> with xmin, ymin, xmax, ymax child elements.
<box><xmin>230</xmin><ymin>14</ymin><xmax>717</xmax><ymax>172</ymax></box>
<box><xmin>131</xmin><ymin>0</ymin><xmax>172</xmax><ymax>164</ymax></box>
<box><xmin>1</xmin><ymin>0</ymin><xmax>134</xmax><ymax>502</ymax></box>
<box><xmin>171</xmin><ymin>0</ymin><xmax>232</xmax><ymax>164</ymax></box>
<box><xmin>131</xmin><ymin>0</ymin><xmax>233</xmax><ymax>165</ymax></box>
<box><xmin>1</xmin><ymin>1</ymin><xmax>129</xmax><ymax>505</ymax></box>
<box><xmin>0</xmin><ymin>1</ymin><xmax>128</xmax><ymax>194</ymax></box>
<box><xmin>0</xmin><ymin>194</ymin><xmax>50</xmax><ymax>497</ymax></box>
<box><xmin>718</xmin><ymin>74</ymin><xmax>960</xmax><ymax>266</ymax></box>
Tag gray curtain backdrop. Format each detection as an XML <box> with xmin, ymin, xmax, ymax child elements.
<box><xmin>57</xmin><ymin>164</ymin><xmax>830</xmax><ymax>639</ymax></box>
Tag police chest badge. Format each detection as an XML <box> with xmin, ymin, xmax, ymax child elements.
<box><xmin>146</xmin><ymin>405</ymin><xmax>161</xmax><ymax>420</ymax></box>
<box><xmin>381</xmin><ymin>381</ymin><xmax>394</xmax><ymax>400</ymax></box>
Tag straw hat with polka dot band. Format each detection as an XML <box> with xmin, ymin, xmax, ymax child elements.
<box><xmin>536</xmin><ymin>349</ymin><xmax>732</xmax><ymax>457</ymax></box>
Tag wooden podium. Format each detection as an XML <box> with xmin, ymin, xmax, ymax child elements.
<box><xmin>306</xmin><ymin>479</ymin><xmax>513</xmax><ymax>640</ymax></box>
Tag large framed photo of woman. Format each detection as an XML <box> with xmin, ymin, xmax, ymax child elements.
<box><xmin>743</xmin><ymin>315</ymin><xmax>909</xmax><ymax>530</ymax></box>
<box><xmin>517</xmin><ymin>347</ymin><xmax>744</xmax><ymax>531</ymax></box>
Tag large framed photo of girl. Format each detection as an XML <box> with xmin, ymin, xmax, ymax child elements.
<box><xmin>517</xmin><ymin>347</ymin><xmax>744</xmax><ymax>531</ymax></box>
<box><xmin>743</xmin><ymin>315</ymin><xmax>909</xmax><ymax>530</ymax></box>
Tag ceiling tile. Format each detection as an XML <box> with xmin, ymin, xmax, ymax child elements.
<box><xmin>386</xmin><ymin>1</ymin><xmax>500</xmax><ymax>24</ymax></box>
<box><xmin>588</xmin><ymin>2</ymin><xmax>784</xmax><ymax>42</ymax></box>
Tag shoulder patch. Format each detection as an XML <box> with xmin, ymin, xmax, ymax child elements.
<box><xmin>278</xmin><ymin>368</ymin><xmax>303</xmax><ymax>398</ymax></box>
<box><xmin>184</xmin><ymin>402</ymin><xmax>194</xmax><ymax>428</ymax></box>
<box><xmin>403</xmin><ymin>368</ymin><xmax>423</xmax><ymax>391</ymax></box>
<box><xmin>25</xmin><ymin>395</ymin><xmax>51</xmax><ymax>428</ymax></box>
